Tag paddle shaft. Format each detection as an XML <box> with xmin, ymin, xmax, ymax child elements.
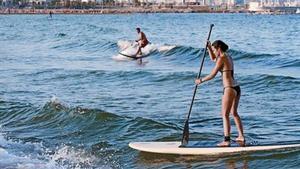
<box><xmin>181</xmin><ymin>24</ymin><xmax>214</xmax><ymax>146</ymax></box>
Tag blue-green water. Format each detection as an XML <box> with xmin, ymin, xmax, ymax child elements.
<box><xmin>0</xmin><ymin>13</ymin><xmax>299</xmax><ymax>168</ymax></box>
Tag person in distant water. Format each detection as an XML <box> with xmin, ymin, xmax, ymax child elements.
<box><xmin>135</xmin><ymin>27</ymin><xmax>149</xmax><ymax>64</ymax></box>
<box><xmin>49</xmin><ymin>11</ymin><xmax>53</xmax><ymax>19</ymax></box>
<box><xmin>195</xmin><ymin>40</ymin><xmax>245</xmax><ymax>147</ymax></box>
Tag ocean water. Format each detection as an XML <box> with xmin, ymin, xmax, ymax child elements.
<box><xmin>0</xmin><ymin>13</ymin><xmax>299</xmax><ymax>168</ymax></box>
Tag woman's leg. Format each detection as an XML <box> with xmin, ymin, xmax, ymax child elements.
<box><xmin>218</xmin><ymin>88</ymin><xmax>236</xmax><ymax>146</ymax></box>
<box><xmin>231</xmin><ymin>91</ymin><xmax>245</xmax><ymax>141</ymax></box>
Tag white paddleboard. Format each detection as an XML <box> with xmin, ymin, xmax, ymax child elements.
<box><xmin>129</xmin><ymin>141</ymin><xmax>300</xmax><ymax>155</ymax></box>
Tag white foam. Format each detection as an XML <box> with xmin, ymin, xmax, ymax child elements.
<box><xmin>112</xmin><ymin>55</ymin><xmax>130</xmax><ymax>61</ymax></box>
<box><xmin>158</xmin><ymin>45</ymin><xmax>176</xmax><ymax>52</ymax></box>
<box><xmin>50</xmin><ymin>145</ymin><xmax>97</xmax><ymax>169</ymax></box>
<box><xmin>117</xmin><ymin>40</ymin><xmax>135</xmax><ymax>51</ymax></box>
<box><xmin>0</xmin><ymin>132</ymin><xmax>58</xmax><ymax>169</ymax></box>
<box><xmin>49</xmin><ymin>95</ymin><xmax>69</xmax><ymax>110</ymax></box>
<box><xmin>0</xmin><ymin>131</ymin><xmax>110</xmax><ymax>169</ymax></box>
<box><xmin>50</xmin><ymin>95</ymin><xmax>59</xmax><ymax>103</ymax></box>
<box><xmin>0</xmin><ymin>146</ymin><xmax>58</xmax><ymax>169</ymax></box>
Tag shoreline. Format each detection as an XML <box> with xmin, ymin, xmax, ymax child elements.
<box><xmin>0</xmin><ymin>7</ymin><xmax>247</xmax><ymax>15</ymax></box>
<box><xmin>1</xmin><ymin>6</ymin><xmax>298</xmax><ymax>15</ymax></box>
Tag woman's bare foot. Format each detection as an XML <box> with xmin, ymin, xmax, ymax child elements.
<box><xmin>236</xmin><ymin>136</ymin><xmax>245</xmax><ymax>142</ymax></box>
<box><xmin>217</xmin><ymin>141</ymin><xmax>230</xmax><ymax>147</ymax></box>
<box><xmin>235</xmin><ymin>137</ymin><xmax>246</xmax><ymax>147</ymax></box>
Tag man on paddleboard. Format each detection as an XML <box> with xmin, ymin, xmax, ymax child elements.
<box><xmin>135</xmin><ymin>27</ymin><xmax>149</xmax><ymax>64</ymax></box>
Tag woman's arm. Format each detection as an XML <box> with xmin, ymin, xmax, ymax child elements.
<box><xmin>207</xmin><ymin>42</ymin><xmax>217</xmax><ymax>62</ymax></box>
<box><xmin>195</xmin><ymin>57</ymin><xmax>224</xmax><ymax>84</ymax></box>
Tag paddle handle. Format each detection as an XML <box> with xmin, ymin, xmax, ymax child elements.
<box><xmin>187</xmin><ymin>24</ymin><xmax>214</xmax><ymax>119</ymax></box>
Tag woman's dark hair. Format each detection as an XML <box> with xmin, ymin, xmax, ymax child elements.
<box><xmin>212</xmin><ymin>40</ymin><xmax>229</xmax><ymax>52</ymax></box>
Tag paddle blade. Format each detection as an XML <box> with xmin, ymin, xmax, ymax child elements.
<box><xmin>180</xmin><ymin>120</ymin><xmax>189</xmax><ymax>147</ymax></box>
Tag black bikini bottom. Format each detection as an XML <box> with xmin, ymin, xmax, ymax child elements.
<box><xmin>223</xmin><ymin>86</ymin><xmax>241</xmax><ymax>96</ymax></box>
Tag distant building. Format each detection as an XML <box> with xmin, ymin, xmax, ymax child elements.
<box><xmin>155</xmin><ymin>0</ymin><xmax>184</xmax><ymax>4</ymax></box>
<box><xmin>235</xmin><ymin>0</ymin><xmax>244</xmax><ymax>5</ymax></box>
<box><xmin>228</xmin><ymin>0</ymin><xmax>235</xmax><ymax>6</ymax></box>
<box><xmin>2</xmin><ymin>0</ymin><xmax>13</xmax><ymax>7</ymax></box>
<box><xmin>29</xmin><ymin>0</ymin><xmax>47</xmax><ymax>4</ymax></box>
<box><xmin>248</xmin><ymin>1</ymin><xmax>263</xmax><ymax>11</ymax></box>
<box><xmin>247</xmin><ymin>0</ymin><xmax>299</xmax><ymax>7</ymax></box>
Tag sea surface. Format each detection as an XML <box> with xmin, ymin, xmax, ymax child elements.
<box><xmin>0</xmin><ymin>13</ymin><xmax>299</xmax><ymax>168</ymax></box>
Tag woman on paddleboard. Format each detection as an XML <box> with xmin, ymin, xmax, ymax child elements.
<box><xmin>195</xmin><ymin>40</ymin><xmax>245</xmax><ymax>147</ymax></box>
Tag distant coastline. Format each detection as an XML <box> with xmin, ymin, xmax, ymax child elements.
<box><xmin>0</xmin><ymin>6</ymin><xmax>248</xmax><ymax>15</ymax></box>
<box><xmin>0</xmin><ymin>6</ymin><xmax>298</xmax><ymax>15</ymax></box>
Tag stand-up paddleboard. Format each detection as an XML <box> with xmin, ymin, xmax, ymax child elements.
<box><xmin>129</xmin><ymin>141</ymin><xmax>300</xmax><ymax>155</ymax></box>
<box><xmin>118</xmin><ymin>52</ymin><xmax>152</xmax><ymax>60</ymax></box>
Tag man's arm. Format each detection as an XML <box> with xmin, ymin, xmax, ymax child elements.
<box><xmin>136</xmin><ymin>33</ymin><xmax>142</xmax><ymax>42</ymax></box>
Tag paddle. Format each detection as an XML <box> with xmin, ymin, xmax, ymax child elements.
<box><xmin>180</xmin><ymin>24</ymin><xmax>214</xmax><ymax>147</ymax></box>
